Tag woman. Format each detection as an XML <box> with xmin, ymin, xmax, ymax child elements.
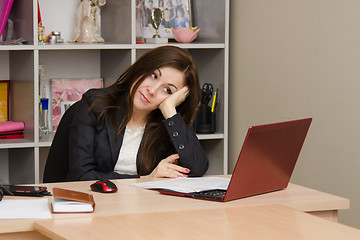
<box><xmin>67</xmin><ymin>46</ymin><xmax>209</xmax><ymax>181</ymax></box>
<box><xmin>174</xmin><ymin>6</ymin><xmax>189</xmax><ymax>28</ymax></box>
<box><xmin>166</xmin><ymin>0</ymin><xmax>176</xmax><ymax>21</ymax></box>
<box><xmin>161</xmin><ymin>9</ymin><xmax>175</xmax><ymax>29</ymax></box>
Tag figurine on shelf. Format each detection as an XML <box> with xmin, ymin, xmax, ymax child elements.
<box><xmin>70</xmin><ymin>0</ymin><xmax>106</xmax><ymax>43</ymax></box>
<box><xmin>38</xmin><ymin>23</ymin><xmax>46</xmax><ymax>45</ymax></box>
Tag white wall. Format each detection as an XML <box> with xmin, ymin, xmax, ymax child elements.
<box><xmin>229</xmin><ymin>0</ymin><xmax>360</xmax><ymax>228</ymax></box>
<box><xmin>38</xmin><ymin>0</ymin><xmax>78</xmax><ymax>42</ymax></box>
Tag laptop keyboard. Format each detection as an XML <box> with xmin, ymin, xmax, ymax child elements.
<box><xmin>193</xmin><ymin>190</ymin><xmax>227</xmax><ymax>201</ymax></box>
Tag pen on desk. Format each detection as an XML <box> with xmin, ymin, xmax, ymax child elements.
<box><xmin>211</xmin><ymin>88</ymin><xmax>218</xmax><ymax>112</ymax></box>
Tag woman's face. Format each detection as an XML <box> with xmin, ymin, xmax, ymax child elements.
<box><xmin>133</xmin><ymin>66</ymin><xmax>185</xmax><ymax>115</ymax></box>
<box><xmin>177</xmin><ymin>9</ymin><xmax>183</xmax><ymax>18</ymax></box>
<box><xmin>164</xmin><ymin>10</ymin><xmax>170</xmax><ymax>20</ymax></box>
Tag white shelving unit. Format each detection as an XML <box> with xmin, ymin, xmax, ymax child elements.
<box><xmin>0</xmin><ymin>0</ymin><xmax>229</xmax><ymax>184</ymax></box>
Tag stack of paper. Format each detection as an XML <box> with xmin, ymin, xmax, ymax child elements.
<box><xmin>131</xmin><ymin>177</ymin><xmax>230</xmax><ymax>194</ymax></box>
<box><xmin>0</xmin><ymin>198</ymin><xmax>52</xmax><ymax>219</ymax></box>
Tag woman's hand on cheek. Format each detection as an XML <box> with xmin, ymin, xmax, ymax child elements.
<box><xmin>159</xmin><ymin>86</ymin><xmax>189</xmax><ymax>119</ymax></box>
<box><xmin>144</xmin><ymin>154</ymin><xmax>190</xmax><ymax>178</ymax></box>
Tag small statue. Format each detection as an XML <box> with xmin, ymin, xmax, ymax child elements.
<box><xmin>71</xmin><ymin>0</ymin><xmax>106</xmax><ymax>43</ymax></box>
<box><xmin>38</xmin><ymin>23</ymin><xmax>46</xmax><ymax>44</ymax></box>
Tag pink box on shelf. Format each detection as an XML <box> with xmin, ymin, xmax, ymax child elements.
<box><xmin>0</xmin><ymin>121</ymin><xmax>25</xmax><ymax>133</ymax></box>
<box><xmin>51</xmin><ymin>78</ymin><xmax>103</xmax><ymax>131</ymax></box>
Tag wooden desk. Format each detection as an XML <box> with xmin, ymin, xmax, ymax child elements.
<box><xmin>0</xmin><ymin>177</ymin><xmax>350</xmax><ymax>235</ymax></box>
<box><xmin>33</xmin><ymin>204</ymin><xmax>360</xmax><ymax>240</ymax></box>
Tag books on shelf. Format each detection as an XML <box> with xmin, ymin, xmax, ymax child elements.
<box><xmin>0</xmin><ymin>80</ymin><xmax>9</xmax><ymax>121</ymax></box>
<box><xmin>0</xmin><ymin>121</ymin><xmax>24</xmax><ymax>139</ymax></box>
<box><xmin>0</xmin><ymin>121</ymin><xmax>24</xmax><ymax>132</ymax></box>
<box><xmin>51</xmin><ymin>188</ymin><xmax>95</xmax><ymax>213</ymax></box>
<box><xmin>0</xmin><ymin>130</ymin><xmax>23</xmax><ymax>139</ymax></box>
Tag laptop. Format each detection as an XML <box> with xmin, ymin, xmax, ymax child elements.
<box><xmin>159</xmin><ymin>118</ymin><xmax>312</xmax><ymax>202</ymax></box>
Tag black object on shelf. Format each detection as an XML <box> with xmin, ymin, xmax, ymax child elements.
<box><xmin>194</xmin><ymin>103</ymin><xmax>216</xmax><ymax>134</ymax></box>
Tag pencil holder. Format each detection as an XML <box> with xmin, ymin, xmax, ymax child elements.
<box><xmin>194</xmin><ymin>103</ymin><xmax>216</xmax><ymax>134</ymax></box>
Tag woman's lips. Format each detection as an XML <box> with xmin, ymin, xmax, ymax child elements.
<box><xmin>140</xmin><ymin>92</ymin><xmax>150</xmax><ymax>103</ymax></box>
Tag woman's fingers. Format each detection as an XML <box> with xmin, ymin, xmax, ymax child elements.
<box><xmin>164</xmin><ymin>154</ymin><xmax>180</xmax><ymax>163</ymax></box>
<box><xmin>160</xmin><ymin>86</ymin><xmax>189</xmax><ymax>109</ymax></box>
<box><xmin>159</xmin><ymin>86</ymin><xmax>189</xmax><ymax>119</ymax></box>
<box><xmin>166</xmin><ymin>162</ymin><xmax>190</xmax><ymax>176</ymax></box>
<box><xmin>164</xmin><ymin>165</ymin><xmax>189</xmax><ymax>178</ymax></box>
<box><xmin>152</xmin><ymin>154</ymin><xmax>190</xmax><ymax>178</ymax></box>
<box><xmin>173</xmin><ymin>86</ymin><xmax>189</xmax><ymax>106</ymax></box>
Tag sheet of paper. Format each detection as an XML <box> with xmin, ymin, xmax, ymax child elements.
<box><xmin>0</xmin><ymin>198</ymin><xmax>52</xmax><ymax>219</ymax></box>
<box><xmin>131</xmin><ymin>177</ymin><xmax>230</xmax><ymax>193</ymax></box>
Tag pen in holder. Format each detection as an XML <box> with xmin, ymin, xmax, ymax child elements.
<box><xmin>194</xmin><ymin>103</ymin><xmax>216</xmax><ymax>134</ymax></box>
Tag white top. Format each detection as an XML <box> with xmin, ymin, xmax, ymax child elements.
<box><xmin>114</xmin><ymin>126</ymin><xmax>145</xmax><ymax>175</ymax></box>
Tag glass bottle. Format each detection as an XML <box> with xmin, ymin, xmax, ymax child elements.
<box><xmin>39</xmin><ymin>98</ymin><xmax>49</xmax><ymax>136</ymax></box>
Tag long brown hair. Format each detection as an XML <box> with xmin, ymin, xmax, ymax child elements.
<box><xmin>91</xmin><ymin>46</ymin><xmax>201</xmax><ymax>175</ymax></box>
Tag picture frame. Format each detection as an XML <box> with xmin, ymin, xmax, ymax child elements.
<box><xmin>136</xmin><ymin>0</ymin><xmax>192</xmax><ymax>41</ymax></box>
<box><xmin>0</xmin><ymin>80</ymin><xmax>9</xmax><ymax>122</ymax></box>
<box><xmin>51</xmin><ymin>78</ymin><xmax>103</xmax><ymax>131</ymax></box>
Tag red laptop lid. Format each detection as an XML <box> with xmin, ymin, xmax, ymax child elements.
<box><xmin>224</xmin><ymin>118</ymin><xmax>312</xmax><ymax>201</ymax></box>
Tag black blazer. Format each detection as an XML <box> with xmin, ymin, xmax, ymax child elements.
<box><xmin>66</xmin><ymin>88</ymin><xmax>209</xmax><ymax>181</ymax></box>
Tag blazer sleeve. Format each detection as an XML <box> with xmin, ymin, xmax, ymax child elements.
<box><xmin>67</xmin><ymin>90</ymin><xmax>139</xmax><ymax>181</ymax></box>
<box><xmin>162</xmin><ymin>113</ymin><xmax>209</xmax><ymax>176</ymax></box>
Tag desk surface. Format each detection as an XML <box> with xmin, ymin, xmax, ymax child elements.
<box><xmin>34</xmin><ymin>204</ymin><xmax>360</xmax><ymax>240</ymax></box>
<box><xmin>0</xmin><ymin>177</ymin><xmax>350</xmax><ymax>234</ymax></box>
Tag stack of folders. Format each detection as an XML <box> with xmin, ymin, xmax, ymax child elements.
<box><xmin>51</xmin><ymin>188</ymin><xmax>95</xmax><ymax>213</ymax></box>
<box><xmin>0</xmin><ymin>121</ymin><xmax>25</xmax><ymax>139</ymax></box>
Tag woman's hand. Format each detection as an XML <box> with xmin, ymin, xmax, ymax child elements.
<box><xmin>159</xmin><ymin>86</ymin><xmax>189</xmax><ymax>119</ymax></box>
<box><xmin>142</xmin><ymin>154</ymin><xmax>190</xmax><ymax>178</ymax></box>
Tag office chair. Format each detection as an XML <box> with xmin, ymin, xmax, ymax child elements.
<box><xmin>43</xmin><ymin>102</ymin><xmax>79</xmax><ymax>183</ymax></box>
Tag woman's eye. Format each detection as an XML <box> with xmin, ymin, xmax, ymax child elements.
<box><xmin>151</xmin><ymin>72</ymin><xmax>158</xmax><ymax>79</ymax></box>
<box><xmin>163</xmin><ymin>87</ymin><xmax>172</xmax><ymax>95</ymax></box>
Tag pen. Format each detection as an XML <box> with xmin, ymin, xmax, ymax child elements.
<box><xmin>211</xmin><ymin>88</ymin><xmax>218</xmax><ymax>112</ymax></box>
<box><xmin>214</xmin><ymin>89</ymin><xmax>220</xmax><ymax>110</ymax></box>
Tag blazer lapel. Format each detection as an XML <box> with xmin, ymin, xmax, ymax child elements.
<box><xmin>107</xmin><ymin>108</ymin><xmax>126</xmax><ymax>166</ymax></box>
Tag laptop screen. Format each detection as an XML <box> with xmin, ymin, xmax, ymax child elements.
<box><xmin>224</xmin><ymin>118</ymin><xmax>312</xmax><ymax>201</ymax></box>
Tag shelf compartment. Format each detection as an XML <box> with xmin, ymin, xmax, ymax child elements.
<box><xmin>192</xmin><ymin>0</ymin><xmax>226</xmax><ymax>44</ymax></box>
<box><xmin>201</xmin><ymin>139</ymin><xmax>225</xmax><ymax>175</ymax></box>
<box><xmin>38</xmin><ymin>0</ymin><xmax>132</xmax><ymax>45</ymax></box>
<box><xmin>8</xmin><ymin>148</ymin><xmax>36</xmax><ymax>184</ymax></box>
<box><xmin>6</xmin><ymin>51</ymin><xmax>35</xmax><ymax>143</ymax></box>
<box><xmin>190</xmin><ymin>48</ymin><xmax>225</xmax><ymax>135</ymax></box>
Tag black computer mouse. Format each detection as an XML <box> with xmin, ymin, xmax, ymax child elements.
<box><xmin>90</xmin><ymin>179</ymin><xmax>118</xmax><ymax>193</ymax></box>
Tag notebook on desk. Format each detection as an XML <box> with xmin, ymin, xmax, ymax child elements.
<box><xmin>158</xmin><ymin>118</ymin><xmax>312</xmax><ymax>202</ymax></box>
